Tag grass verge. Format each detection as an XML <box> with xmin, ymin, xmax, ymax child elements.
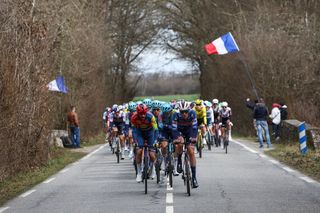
<box><xmin>265</xmin><ymin>144</ymin><xmax>320</xmax><ymax>182</ymax></box>
<box><xmin>81</xmin><ymin>133</ymin><xmax>105</xmax><ymax>147</ymax></box>
<box><xmin>0</xmin><ymin>148</ymin><xmax>86</xmax><ymax>206</ymax></box>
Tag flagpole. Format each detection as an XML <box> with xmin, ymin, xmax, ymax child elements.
<box><xmin>238</xmin><ymin>52</ymin><xmax>260</xmax><ymax>101</ymax></box>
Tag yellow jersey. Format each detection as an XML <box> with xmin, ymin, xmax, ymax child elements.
<box><xmin>193</xmin><ymin>105</ymin><xmax>207</xmax><ymax>125</ymax></box>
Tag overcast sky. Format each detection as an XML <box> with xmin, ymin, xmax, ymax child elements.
<box><xmin>136</xmin><ymin>46</ymin><xmax>194</xmax><ymax>73</ymax></box>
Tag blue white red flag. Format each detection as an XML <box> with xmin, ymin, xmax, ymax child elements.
<box><xmin>205</xmin><ymin>32</ymin><xmax>240</xmax><ymax>55</ymax></box>
<box><xmin>47</xmin><ymin>75</ymin><xmax>68</xmax><ymax>93</ymax></box>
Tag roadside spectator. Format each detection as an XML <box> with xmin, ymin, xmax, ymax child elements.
<box><xmin>67</xmin><ymin>106</ymin><xmax>80</xmax><ymax>148</ymax></box>
<box><xmin>270</xmin><ymin>103</ymin><xmax>281</xmax><ymax>141</ymax></box>
<box><xmin>246</xmin><ymin>98</ymin><xmax>265</xmax><ymax>141</ymax></box>
<box><xmin>280</xmin><ymin>104</ymin><xmax>288</xmax><ymax>121</ymax></box>
<box><xmin>253</xmin><ymin>99</ymin><xmax>272</xmax><ymax>148</ymax></box>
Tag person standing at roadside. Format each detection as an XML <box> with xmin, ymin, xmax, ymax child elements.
<box><xmin>253</xmin><ymin>100</ymin><xmax>272</xmax><ymax>148</ymax></box>
<box><xmin>67</xmin><ymin>106</ymin><xmax>80</xmax><ymax>148</ymax></box>
<box><xmin>270</xmin><ymin>103</ymin><xmax>281</xmax><ymax>141</ymax></box>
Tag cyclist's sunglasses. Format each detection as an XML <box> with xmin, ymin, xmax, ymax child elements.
<box><xmin>180</xmin><ymin>110</ymin><xmax>189</xmax><ymax>114</ymax></box>
<box><xmin>153</xmin><ymin>108</ymin><xmax>160</xmax><ymax>111</ymax></box>
<box><xmin>196</xmin><ymin>104</ymin><xmax>201</xmax><ymax>106</ymax></box>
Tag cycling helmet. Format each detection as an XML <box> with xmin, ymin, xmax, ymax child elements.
<box><xmin>212</xmin><ymin>99</ymin><xmax>219</xmax><ymax>104</ymax></box>
<box><xmin>178</xmin><ymin>101</ymin><xmax>191</xmax><ymax>111</ymax></box>
<box><xmin>204</xmin><ymin>100</ymin><xmax>212</xmax><ymax>107</ymax></box>
<box><xmin>136</xmin><ymin>101</ymin><xmax>142</xmax><ymax>105</ymax></box>
<box><xmin>221</xmin><ymin>102</ymin><xmax>228</xmax><ymax>107</ymax></box>
<box><xmin>118</xmin><ymin>105</ymin><xmax>123</xmax><ymax>111</ymax></box>
<box><xmin>136</xmin><ymin>104</ymin><xmax>148</xmax><ymax>115</ymax></box>
<box><xmin>112</xmin><ymin>104</ymin><xmax>118</xmax><ymax>112</ymax></box>
<box><xmin>161</xmin><ymin>103</ymin><xmax>172</xmax><ymax>113</ymax></box>
<box><xmin>143</xmin><ymin>98</ymin><xmax>153</xmax><ymax>108</ymax></box>
<box><xmin>152</xmin><ymin>100</ymin><xmax>162</xmax><ymax>110</ymax></box>
<box><xmin>128</xmin><ymin>102</ymin><xmax>136</xmax><ymax>111</ymax></box>
<box><xmin>195</xmin><ymin>99</ymin><xmax>202</xmax><ymax>105</ymax></box>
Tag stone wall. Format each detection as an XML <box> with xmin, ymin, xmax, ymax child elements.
<box><xmin>281</xmin><ymin>120</ymin><xmax>320</xmax><ymax>150</ymax></box>
<box><xmin>49</xmin><ymin>130</ymin><xmax>68</xmax><ymax>148</ymax></box>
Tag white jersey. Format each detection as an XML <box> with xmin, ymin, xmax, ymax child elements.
<box><xmin>206</xmin><ymin>107</ymin><xmax>214</xmax><ymax>124</ymax></box>
<box><xmin>219</xmin><ymin>107</ymin><xmax>232</xmax><ymax>119</ymax></box>
<box><xmin>103</xmin><ymin>111</ymin><xmax>108</xmax><ymax>120</ymax></box>
<box><xmin>109</xmin><ymin>111</ymin><xmax>125</xmax><ymax>123</ymax></box>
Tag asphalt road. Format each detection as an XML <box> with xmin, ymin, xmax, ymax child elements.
<box><xmin>1</xmin><ymin>140</ymin><xmax>320</xmax><ymax>213</ymax></box>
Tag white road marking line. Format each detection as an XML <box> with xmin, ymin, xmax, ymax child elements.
<box><xmin>166</xmin><ymin>178</ymin><xmax>174</xmax><ymax>213</ymax></box>
<box><xmin>166</xmin><ymin>193</ymin><xmax>173</xmax><ymax>204</ymax></box>
<box><xmin>244</xmin><ymin>147</ymin><xmax>258</xmax><ymax>154</ymax></box>
<box><xmin>43</xmin><ymin>177</ymin><xmax>55</xmax><ymax>184</ymax></box>
<box><xmin>269</xmin><ymin>160</ymin><xmax>280</xmax><ymax>165</ymax></box>
<box><xmin>166</xmin><ymin>206</ymin><xmax>174</xmax><ymax>213</ymax></box>
<box><xmin>81</xmin><ymin>145</ymin><xmax>106</xmax><ymax>161</ymax></box>
<box><xmin>299</xmin><ymin>176</ymin><xmax>316</xmax><ymax>183</ymax></box>
<box><xmin>60</xmin><ymin>168</ymin><xmax>69</xmax><ymax>173</ymax></box>
<box><xmin>232</xmin><ymin>141</ymin><xmax>258</xmax><ymax>153</ymax></box>
<box><xmin>0</xmin><ymin>207</ymin><xmax>9</xmax><ymax>213</ymax></box>
<box><xmin>282</xmin><ymin>167</ymin><xmax>294</xmax><ymax>173</ymax></box>
<box><xmin>20</xmin><ymin>189</ymin><xmax>36</xmax><ymax>198</ymax></box>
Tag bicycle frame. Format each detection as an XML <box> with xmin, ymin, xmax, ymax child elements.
<box><xmin>182</xmin><ymin>137</ymin><xmax>192</xmax><ymax>196</ymax></box>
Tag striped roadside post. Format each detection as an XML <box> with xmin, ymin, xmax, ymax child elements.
<box><xmin>298</xmin><ymin>122</ymin><xmax>308</xmax><ymax>154</ymax></box>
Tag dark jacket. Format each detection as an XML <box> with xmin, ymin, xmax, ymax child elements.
<box><xmin>253</xmin><ymin>103</ymin><xmax>269</xmax><ymax>121</ymax></box>
<box><xmin>246</xmin><ymin>101</ymin><xmax>255</xmax><ymax>111</ymax></box>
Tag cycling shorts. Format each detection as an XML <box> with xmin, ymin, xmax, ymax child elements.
<box><xmin>135</xmin><ymin>129</ymin><xmax>156</xmax><ymax>151</ymax></box>
<box><xmin>221</xmin><ymin>117</ymin><xmax>230</xmax><ymax>128</ymax></box>
<box><xmin>197</xmin><ymin>118</ymin><xmax>205</xmax><ymax>126</ymax></box>
<box><xmin>112</xmin><ymin>123</ymin><xmax>124</xmax><ymax>135</ymax></box>
<box><xmin>159</xmin><ymin>127</ymin><xmax>172</xmax><ymax>142</ymax></box>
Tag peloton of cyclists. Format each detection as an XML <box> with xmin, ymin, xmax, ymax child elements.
<box><xmin>103</xmin><ymin>98</ymin><xmax>233</xmax><ymax>189</ymax></box>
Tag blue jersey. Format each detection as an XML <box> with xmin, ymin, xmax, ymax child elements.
<box><xmin>172</xmin><ymin>109</ymin><xmax>198</xmax><ymax>139</ymax></box>
<box><xmin>161</xmin><ymin>111</ymin><xmax>174</xmax><ymax>129</ymax></box>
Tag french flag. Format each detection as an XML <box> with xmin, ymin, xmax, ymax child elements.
<box><xmin>47</xmin><ymin>75</ymin><xmax>68</xmax><ymax>94</ymax></box>
<box><xmin>205</xmin><ymin>32</ymin><xmax>240</xmax><ymax>55</ymax></box>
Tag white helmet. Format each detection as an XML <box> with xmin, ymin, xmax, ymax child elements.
<box><xmin>178</xmin><ymin>101</ymin><xmax>191</xmax><ymax>111</ymax></box>
<box><xmin>212</xmin><ymin>99</ymin><xmax>219</xmax><ymax>104</ymax></box>
<box><xmin>221</xmin><ymin>102</ymin><xmax>228</xmax><ymax>107</ymax></box>
<box><xmin>118</xmin><ymin>105</ymin><xmax>123</xmax><ymax>111</ymax></box>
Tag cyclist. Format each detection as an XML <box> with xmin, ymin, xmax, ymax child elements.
<box><xmin>219</xmin><ymin>102</ymin><xmax>232</xmax><ymax>149</ymax></box>
<box><xmin>193</xmin><ymin>99</ymin><xmax>207</xmax><ymax>145</ymax></box>
<box><xmin>204</xmin><ymin>101</ymin><xmax>214</xmax><ymax>145</ymax></box>
<box><xmin>109</xmin><ymin>104</ymin><xmax>126</xmax><ymax>159</ymax></box>
<box><xmin>172</xmin><ymin>101</ymin><xmax>199</xmax><ymax>188</ymax></box>
<box><xmin>131</xmin><ymin>104</ymin><xmax>158</xmax><ymax>182</ymax></box>
<box><xmin>212</xmin><ymin>99</ymin><xmax>221</xmax><ymax>146</ymax></box>
<box><xmin>143</xmin><ymin>98</ymin><xmax>153</xmax><ymax>111</ymax></box>
<box><xmin>103</xmin><ymin>107</ymin><xmax>112</xmax><ymax>148</ymax></box>
<box><xmin>127</xmin><ymin>102</ymin><xmax>137</xmax><ymax>158</ymax></box>
<box><xmin>159</xmin><ymin>103</ymin><xmax>174</xmax><ymax>173</ymax></box>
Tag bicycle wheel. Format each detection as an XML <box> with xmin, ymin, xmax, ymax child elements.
<box><xmin>156</xmin><ymin>160</ymin><xmax>160</xmax><ymax>184</ymax></box>
<box><xmin>168</xmin><ymin>155</ymin><xmax>173</xmax><ymax>187</ymax></box>
<box><xmin>116</xmin><ymin>138</ymin><xmax>120</xmax><ymax>163</ymax></box>
<box><xmin>225</xmin><ymin>138</ymin><xmax>229</xmax><ymax>154</ymax></box>
<box><xmin>225</xmin><ymin>142</ymin><xmax>228</xmax><ymax>154</ymax></box>
<box><xmin>144</xmin><ymin>155</ymin><xmax>148</xmax><ymax>194</ymax></box>
<box><xmin>207</xmin><ymin>135</ymin><xmax>211</xmax><ymax>151</ymax></box>
<box><xmin>197</xmin><ymin>137</ymin><xmax>202</xmax><ymax>158</ymax></box>
<box><xmin>185</xmin><ymin>157</ymin><xmax>191</xmax><ymax>196</ymax></box>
